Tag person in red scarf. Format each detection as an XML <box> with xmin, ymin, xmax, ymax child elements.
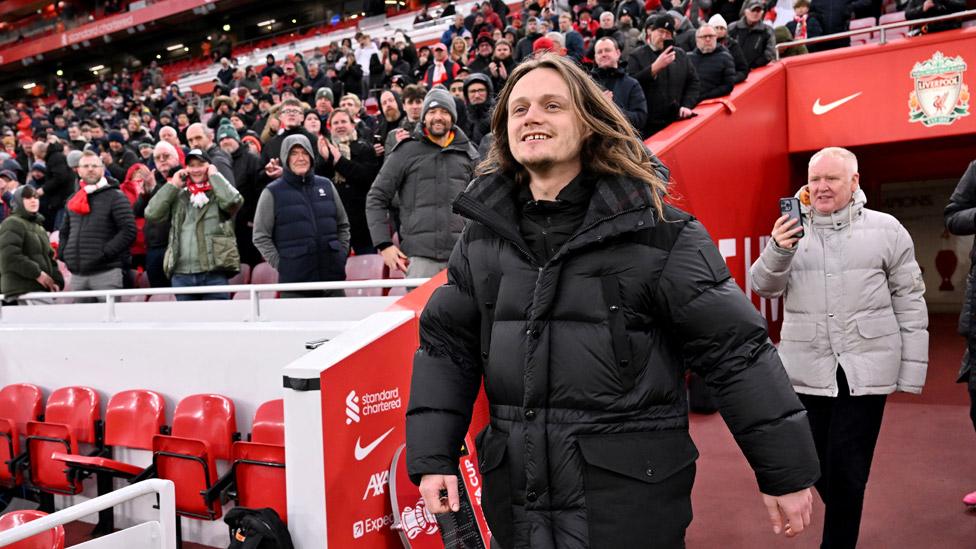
<box><xmin>59</xmin><ymin>151</ymin><xmax>136</xmax><ymax>302</ymax></box>
<box><xmin>120</xmin><ymin>163</ymin><xmax>152</xmax><ymax>270</ymax></box>
<box><xmin>144</xmin><ymin>149</ymin><xmax>243</xmax><ymax>301</ymax></box>
<box><xmin>786</xmin><ymin>0</ymin><xmax>823</xmax><ymax>42</ymax></box>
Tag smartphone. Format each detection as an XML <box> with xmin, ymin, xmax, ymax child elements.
<box><xmin>662</xmin><ymin>39</ymin><xmax>675</xmax><ymax>50</ymax></box>
<box><xmin>779</xmin><ymin>197</ymin><xmax>804</xmax><ymax>239</ymax></box>
<box><xmin>373</xmin><ymin>134</ymin><xmax>384</xmax><ymax>145</ymax></box>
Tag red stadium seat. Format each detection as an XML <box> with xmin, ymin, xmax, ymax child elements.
<box><xmin>121</xmin><ymin>271</ymin><xmax>148</xmax><ymax>302</ymax></box>
<box><xmin>250</xmin><ymin>399</ymin><xmax>284</xmax><ymax>446</ymax></box>
<box><xmin>0</xmin><ymin>510</ymin><xmax>65</xmax><ymax>549</ymax></box>
<box><xmin>152</xmin><ymin>394</ymin><xmax>237</xmax><ymax>520</ymax></box>
<box><xmin>850</xmin><ymin>17</ymin><xmax>877</xmax><ymax>46</ymax></box>
<box><xmin>227</xmin><ymin>263</ymin><xmax>252</xmax><ymax>286</ymax></box>
<box><xmin>0</xmin><ymin>384</ymin><xmax>43</xmax><ymax>488</ymax></box>
<box><xmin>251</xmin><ymin>262</ymin><xmax>278</xmax><ymax>285</ymax></box>
<box><xmin>206</xmin><ymin>400</ymin><xmax>286</xmax><ymax>522</ymax></box>
<box><xmin>877</xmin><ymin>11</ymin><xmax>909</xmax><ymax>41</ymax></box>
<box><xmin>25</xmin><ymin>387</ymin><xmax>100</xmax><ymax>495</ymax></box>
<box><xmin>345</xmin><ymin>255</ymin><xmax>386</xmax><ymax>296</ymax></box>
<box><xmin>52</xmin><ymin>390</ymin><xmax>166</xmax><ymax>479</ymax></box>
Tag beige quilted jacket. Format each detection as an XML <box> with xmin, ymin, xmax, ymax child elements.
<box><xmin>750</xmin><ymin>188</ymin><xmax>929</xmax><ymax>397</ymax></box>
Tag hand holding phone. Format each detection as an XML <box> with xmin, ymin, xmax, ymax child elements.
<box><xmin>774</xmin><ymin>197</ymin><xmax>804</xmax><ymax>248</ymax></box>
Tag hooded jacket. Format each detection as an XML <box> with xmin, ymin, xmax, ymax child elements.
<box><xmin>463</xmin><ymin>74</ymin><xmax>495</xmax><ymax>145</ymax></box>
<box><xmin>365</xmin><ymin>125</ymin><xmax>479</xmax><ymax>260</ymax></box>
<box><xmin>750</xmin><ymin>188</ymin><xmax>929</xmax><ymax>396</ymax></box>
<box><xmin>406</xmin><ymin>172</ymin><xmax>819</xmax><ymax>549</ymax></box>
<box><xmin>252</xmin><ymin>135</ymin><xmax>350</xmax><ymax>282</ymax></box>
<box><xmin>0</xmin><ymin>189</ymin><xmax>64</xmax><ymax>298</ymax></box>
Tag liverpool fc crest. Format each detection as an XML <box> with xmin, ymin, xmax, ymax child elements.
<box><xmin>908</xmin><ymin>51</ymin><xmax>970</xmax><ymax>127</ymax></box>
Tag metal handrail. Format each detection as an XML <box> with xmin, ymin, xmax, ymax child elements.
<box><xmin>0</xmin><ymin>479</ymin><xmax>175</xmax><ymax>548</ymax></box>
<box><xmin>9</xmin><ymin>277</ymin><xmax>429</xmax><ymax>302</ymax></box>
<box><xmin>776</xmin><ymin>8</ymin><xmax>976</xmax><ymax>52</ymax></box>
<box><xmin>1</xmin><ymin>277</ymin><xmax>430</xmax><ymax>322</ymax></box>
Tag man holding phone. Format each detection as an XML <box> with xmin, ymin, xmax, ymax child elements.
<box><xmin>750</xmin><ymin>147</ymin><xmax>928</xmax><ymax>549</ymax></box>
<box><xmin>626</xmin><ymin>14</ymin><xmax>700</xmax><ymax>137</ymax></box>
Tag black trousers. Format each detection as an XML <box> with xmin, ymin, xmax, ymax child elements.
<box><xmin>798</xmin><ymin>368</ymin><xmax>887</xmax><ymax>549</ymax></box>
<box><xmin>969</xmin><ymin>384</ymin><xmax>976</xmax><ymax>434</ymax></box>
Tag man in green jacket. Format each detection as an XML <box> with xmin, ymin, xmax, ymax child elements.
<box><xmin>0</xmin><ymin>185</ymin><xmax>64</xmax><ymax>304</ymax></box>
<box><xmin>144</xmin><ymin>149</ymin><xmax>243</xmax><ymax>301</ymax></box>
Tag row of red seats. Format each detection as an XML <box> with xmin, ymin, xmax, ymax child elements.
<box><xmin>0</xmin><ymin>384</ymin><xmax>286</xmax><ymax>537</ymax></box>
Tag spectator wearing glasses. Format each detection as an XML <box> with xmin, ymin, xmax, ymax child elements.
<box><xmin>728</xmin><ymin>0</ymin><xmax>778</xmax><ymax>67</ymax></box>
<box><xmin>59</xmin><ymin>151</ymin><xmax>136</xmax><ymax>302</ymax></box>
<box><xmin>689</xmin><ymin>25</ymin><xmax>737</xmax><ymax>100</ymax></box>
<box><xmin>709</xmin><ymin>15</ymin><xmax>750</xmax><ymax>84</ymax></box>
<box><xmin>260</xmin><ymin>98</ymin><xmax>321</xmax><ymax>179</ymax></box>
<box><xmin>138</xmin><ymin>141</ymin><xmax>184</xmax><ymax>287</ymax></box>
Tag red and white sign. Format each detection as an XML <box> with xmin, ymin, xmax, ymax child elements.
<box><xmin>0</xmin><ymin>0</ymin><xmax>215</xmax><ymax>68</ymax></box>
<box><xmin>785</xmin><ymin>29</ymin><xmax>976</xmax><ymax>152</ymax></box>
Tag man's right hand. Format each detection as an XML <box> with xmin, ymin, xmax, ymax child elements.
<box><xmin>265</xmin><ymin>158</ymin><xmax>283</xmax><ymax>179</ymax></box>
<box><xmin>380</xmin><ymin>245</ymin><xmax>409</xmax><ymax>273</ymax></box>
<box><xmin>36</xmin><ymin>271</ymin><xmax>59</xmax><ymax>292</ymax></box>
<box><xmin>170</xmin><ymin>170</ymin><xmax>187</xmax><ymax>189</ymax></box>
<box><xmin>394</xmin><ymin>128</ymin><xmax>410</xmax><ymax>143</ymax></box>
<box><xmin>772</xmin><ymin>214</ymin><xmax>803</xmax><ymax>249</ymax></box>
<box><xmin>651</xmin><ymin>46</ymin><xmax>676</xmax><ymax>76</ymax></box>
<box><xmin>419</xmin><ymin>474</ymin><xmax>460</xmax><ymax>514</ymax></box>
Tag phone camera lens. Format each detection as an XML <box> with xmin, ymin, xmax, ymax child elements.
<box><xmin>783</xmin><ymin>203</ymin><xmax>791</xmax><ymax>210</ymax></box>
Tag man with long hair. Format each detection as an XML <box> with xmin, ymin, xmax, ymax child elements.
<box><xmin>405</xmin><ymin>53</ymin><xmax>819</xmax><ymax>548</ymax></box>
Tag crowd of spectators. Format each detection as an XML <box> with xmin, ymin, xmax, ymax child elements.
<box><xmin>0</xmin><ymin>0</ymin><xmax>969</xmax><ymax>302</ymax></box>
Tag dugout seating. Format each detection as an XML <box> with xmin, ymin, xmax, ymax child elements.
<box><xmin>52</xmin><ymin>390</ymin><xmax>167</xmax><ymax>480</ymax></box>
<box><xmin>0</xmin><ymin>510</ymin><xmax>65</xmax><ymax>549</ymax></box>
<box><xmin>0</xmin><ymin>384</ymin><xmax>43</xmax><ymax>488</ymax></box>
<box><xmin>25</xmin><ymin>387</ymin><xmax>101</xmax><ymax>496</ymax></box>
<box><xmin>150</xmin><ymin>394</ymin><xmax>238</xmax><ymax>520</ymax></box>
<box><xmin>205</xmin><ymin>399</ymin><xmax>287</xmax><ymax>522</ymax></box>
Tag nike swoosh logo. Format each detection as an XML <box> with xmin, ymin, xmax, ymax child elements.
<box><xmin>812</xmin><ymin>92</ymin><xmax>862</xmax><ymax>115</ymax></box>
<box><xmin>354</xmin><ymin>427</ymin><xmax>395</xmax><ymax>461</ymax></box>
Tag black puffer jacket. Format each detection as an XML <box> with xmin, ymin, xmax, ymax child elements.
<box><xmin>60</xmin><ymin>183</ymin><xmax>137</xmax><ymax>275</ymax></box>
<box><xmin>944</xmin><ymin>160</ymin><xmax>976</xmax><ymax>388</ymax></box>
<box><xmin>406</xmin><ymin>172</ymin><xmax>820</xmax><ymax>549</ymax></box>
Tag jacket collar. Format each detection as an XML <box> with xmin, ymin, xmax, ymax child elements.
<box><xmin>454</xmin><ymin>171</ymin><xmax>660</xmax><ymax>264</ymax></box>
<box><xmin>797</xmin><ymin>187</ymin><xmax>867</xmax><ymax>230</ymax></box>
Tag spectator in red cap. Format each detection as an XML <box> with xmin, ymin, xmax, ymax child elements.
<box><xmin>423</xmin><ymin>43</ymin><xmax>461</xmax><ymax>89</ymax></box>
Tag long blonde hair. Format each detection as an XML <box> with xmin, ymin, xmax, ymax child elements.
<box><xmin>477</xmin><ymin>53</ymin><xmax>668</xmax><ymax>216</ymax></box>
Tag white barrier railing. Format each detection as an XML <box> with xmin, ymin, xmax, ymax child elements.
<box><xmin>0</xmin><ymin>479</ymin><xmax>176</xmax><ymax>549</ymax></box>
<box><xmin>777</xmin><ymin>8</ymin><xmax>976</xmax><ymax>53</ymax></box>
<box><xmin>0</xmin><ymin>278</ymin><xmax>431</xmax><ymax>322</ymax></box>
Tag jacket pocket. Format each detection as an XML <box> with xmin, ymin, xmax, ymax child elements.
<box><xmin>211</xmin><ymin>235</ymin><xmax>240</xmax><ymax>273</ymax></box>
<box><xmin>474</xmin><ymin>426</ymin><xmax>514</xmax><ymax>549</ymax></box>
<box><xmin>578</xmin><ymin>430</ymin><xmax>698</xmax><ymax>549</ymax></box>
<box><xmin>856</xmin><ymin>315</ymin><xmax>899</xmax><ymax>338</ymax></box>
<box><xmin>780</xmin><ymin>321</ymin><xmax>817</xmax><ymax>342</ymax></box>
<box><xmin>600</xmin><ymin>276</ymin><xmax>636</xmax><ymax>391</ymax></box>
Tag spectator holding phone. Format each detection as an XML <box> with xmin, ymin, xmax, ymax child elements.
<box><xmin>144</xmin><ymin>149</ymin><xmax>242</xmax><ymax>301</ymax></box>
<box><xmin>626</xmin><ymin>14</ymin><xmax>700</xmax><ymax>137</ymax></box>
<box><xmin>750</xmin><ymin>147</ymin><xmax>928</xmax><ymax>549</ymax></box>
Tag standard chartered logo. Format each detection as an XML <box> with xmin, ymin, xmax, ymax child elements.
<box><xmin>345</xmin><ymin>388</ymin><xmax>402</xmax><ymax>426</ymax></box>
<box><xmin>345</xmin><ymin>391</ymin><xmax>361</xmax><ymax>425</ymax></box>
